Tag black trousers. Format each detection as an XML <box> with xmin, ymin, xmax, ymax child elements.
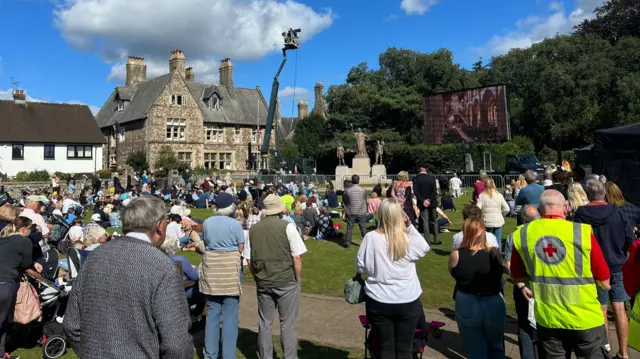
<box><xmin>0</xmin><ymin>282</ymin><xmax>17</xmax><ymax>356</ymax></box>
<box><xmin>419</xmin><ymin>207</ymin><xmax>439</xmax><ymax>243</ymax></box>
<box><xmin>366</xmin><ymin>297</ymin><xmax>421</xmax><ymax>359</ymax></box>
<box><xmin>537</xmin><ymin>325</ymin><xmax>608</xmax><ymax>359</ymax></box>
<box><xmin>345</xmin><ymin>214</ymin><xmax>367</xmax><ymax>245</ymax></box>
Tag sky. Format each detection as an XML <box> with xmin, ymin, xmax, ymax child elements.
<box><xmin>0</xmin><ymin>0</ymin><xmax>604</xmax><ymax>117</ymax></box>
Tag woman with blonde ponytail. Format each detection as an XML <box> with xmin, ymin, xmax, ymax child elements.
<box><xmin>356</xmin><ymin>198</ymin><xmax>430</xmax><ymax>357</ymax></box>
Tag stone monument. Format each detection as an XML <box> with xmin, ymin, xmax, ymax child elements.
<box><xmin>372</xmin><ymin>140</ymin><xmax>387</xmax><ymax>177</ymax></box>
<box><xmin>334</xmin><ymin>130</ymin><xmax>387</xmax><ymax>189</ymax></box>
<box><xmin>351</xmin><ymin>129</ymin><xmax>371</xmax><ymax>176</ymax></box>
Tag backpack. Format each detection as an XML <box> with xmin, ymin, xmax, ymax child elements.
<box><xmin>13</xmin><ymin>279</ymin><xmax>41</xmax><ymax>324</ymax></box>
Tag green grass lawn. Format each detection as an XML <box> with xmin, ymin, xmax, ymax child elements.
<box><xmin>14</xmin><ymin>191</ymin><xmax>516</xmax><ymax>358</ymax></box>
<box><xmin>174</xmin><ymin>192</ymin><xmax>518</xmax><ymax>313</ymax></box>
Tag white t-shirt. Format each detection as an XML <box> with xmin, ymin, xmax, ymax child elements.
<box><xmin>166</xmin><ymin>222</ymin><xmax>185</xmax><ymax>239</ymax></box>
<box><xmin>242</xmin><ymin>223</ymin><xmax>307</xmax><ymax>260</ymax></box>
<box><xmin>67</xmin><ymin>226</ymin><xmax>84</xmax><ymax>242</ymax></box>
<box><xmin>450</xmin><ymin>177</ymin><xmax>462</xmax><ymax>189</ymax></box>
<box><xmin>452</xmin><ymin>231</ymin><xmax>499</xmax><ymax>250</ymax></box>
<box><xmin>62</xmin><ymin>198</ymin><xmax>80</xmax><ymax>214</ymax></box>
<box><xmin>356</xmin><ymin>226</ymin><xmax>430</xmax><ymax>304</ymax></box>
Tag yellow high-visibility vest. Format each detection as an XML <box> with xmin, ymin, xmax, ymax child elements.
<box><xmin>513</xmin><ymin>219</ymin><xmax>604</xmax><ymax>330</ymax></box>
<box><xmin>630</xmin><ymin>298</ymin><xmax>640</xmax><ymax>350</ymax></box>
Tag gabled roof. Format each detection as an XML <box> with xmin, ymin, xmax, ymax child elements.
<box><xmin>95</xmin><ymin>73</ymin><xmax>269</xmax><ymax>129</ymax></box>
<box><xmin>0</xmin><ymin>100</ymin><xmax>105</xmax><ymax>144</ymax></box>
<box><xmin>95</xmin><ymin>74</ymin><xmax>171</xmax><ymax>128</ymax></box>
<box><xmin>278</xmin><ymin>117</ymin><xmax>300</xmax><ymax>140</ymax></box>
<box><xmin>186</xmin><ymin>83</ymin><xmax>268</xmax><ymax>126</ymax></box>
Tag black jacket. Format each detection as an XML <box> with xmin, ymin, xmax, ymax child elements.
<box><xmin>413</xmin><ymin>172</ymin><xmax>437</xmax><ymax>209</ymax></box>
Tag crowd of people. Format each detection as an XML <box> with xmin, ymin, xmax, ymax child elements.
<box><xmin>0</xmin><ymin>165</ymin><xmax>638</xmax><ymax>359</ymax></box>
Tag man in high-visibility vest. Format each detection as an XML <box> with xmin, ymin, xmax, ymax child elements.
<box><xmin>510</xmin><ymin>189</ymin><xmax>612</xmax><ymax>358</ymax></box>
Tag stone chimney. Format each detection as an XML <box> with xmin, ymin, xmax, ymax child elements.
<box><xmin>169</xmin><ymin>49</ymin><xmax>186</xmax><ymax>77</ymax></box>
<box><xmin>12</xmin><ymin>89</ymin><xmax>26</xmax><ymax>102</ymax></box>
<box><xmin>313</xmin><ymin>82</ymin><xmax>327</xmax><ymax>119</ymax></box>
<box><xmin>219</xmin><ymin>58</ymin><xmax>235</xmax><ymax>97</ymax></box>
<box><xmin>297</xmin><ymin>100</ymin><xmax>309</xmax><ymax>119</ymax></box>
<box><xmin>185</xmin><ymin>67</ymin><xmax>194</xmax><ymax>81</ymax></box>
<box><xmin>126</xmin><ymin>56</ymin><xmax>147</xmax><ymax>86</ymax></box>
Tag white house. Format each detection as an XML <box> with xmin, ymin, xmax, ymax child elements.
<box><xmin>0</xmin><ymin>91</ymin><xmax>105</xmax><ymax>177</ymax></box>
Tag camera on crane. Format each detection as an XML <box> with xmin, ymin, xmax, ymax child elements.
<box><xmin>283</xmin><ymin>28</ymin><xmax>301</xmax><ymax>50</ymax></box>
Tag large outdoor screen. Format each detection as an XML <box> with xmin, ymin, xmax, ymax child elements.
<box><xmin>423</xmin><ymin>85</ymin><xmax>509</xmax><ymax>145</ymax></box>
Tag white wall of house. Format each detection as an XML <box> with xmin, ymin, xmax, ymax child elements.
<box><xmin>0</xmin><ymin>143</ymin><xmax>103</xmax><ymax>177</ymax></box>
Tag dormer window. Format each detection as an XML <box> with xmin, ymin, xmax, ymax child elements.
<box><xmin>208</xmin><ymin>95</ymin><xmax>222</xmax><ymax>110</ymax></box>
<box><xmin>171</xmin><ymin>95</ymin><xmax>185</xmax><ymax>106</ymax></box>
<box><xmin>117</xmin><ymin>100</ymin><xmax>124</xmax><ymax>112</ymax></box>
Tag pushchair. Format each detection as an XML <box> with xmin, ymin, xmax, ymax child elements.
<box><xmin>359</xmin><ymin>312</ymin><xmax>445</xmax><ymax>359</ymax></box>
<box><xmin>23</xmin><ymin>248</ymin><xmax>82</xmax><ymax>359</ymax></box>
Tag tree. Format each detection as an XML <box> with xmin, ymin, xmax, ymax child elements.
<box><xmin>292</xmin><ymin>112</ymin><xmax>331</xmax><ymax>159</ymax></box>
<box><xmin>575</xmin><ymin>0</ymin><xmax>640</xmax><ymax>44</ymax></box>
<box><xmin>154</xmin><ymin>145</ymin><xmax>180</xmax><ymax>173</ymax></box>
<box><xmin>126</xmin><ymin>150</ymin><xmax>149</xmax><ymax>172</ymax></box>
<box><xmin>278</xmin><ymin>139</ymin><xmax>300</xmax><ymax>163</ymax></box>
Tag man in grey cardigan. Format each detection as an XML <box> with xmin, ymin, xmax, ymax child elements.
<box><xmin>344</xmin><ymin>174</ymin><xmax>368</xmax><ymax>248</ymax></box>
<box><xmin>64</xmin><ymin>196</ymin><xmax>193</xmax><ymax>359</ymax></box>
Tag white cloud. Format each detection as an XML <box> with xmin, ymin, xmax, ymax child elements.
<box><xmin>278</xmin><ymin>86</ymin><xmax>310</xmax><ymax>98</ymax></box>
<box><xmin>549</xmin><ymin>1</ymin><xmax>564</xmax><ymax>12</ymax></box>
<box><xmin>106</xmin><ymin>56</ymin><xmax>220</xmax><ymax>84</ymax></box>
<box><xmin>0</xmin><ymin>88</ymin><xmax>43</xmax><ymax>102</ymax></box>
<box><xmin>401</xmin><ymin>0</ymin><xmax>439</xmax><ymax>15</ymax></box>
<box><xmin>476</xmin><ymin>0</ymin><xmax>604</xmax><ymax>57</ymax></box>
<box><xmin>66</xmin><ymin>101</ymin><xmax>101</xmax><ymax>115</ymax></box>
<box><xmin>54</xmin><ymin>0</ymin><xmax>334</xmax><ymax>83</ymax></box>
<box><xmin>0</xmin><ymin>89</ymin><xmax>100</xmax><ymax>115</ymax></box>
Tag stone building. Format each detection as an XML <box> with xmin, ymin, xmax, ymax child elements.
<box><xmin>95</xmin><ymin>50</ymin><xmax>272</xmax><ymax>172</ymax></box>
<box><xmin>275</xmin><ymin>81</ymin><xmax>326</xmax><ymax>140</ymax></box>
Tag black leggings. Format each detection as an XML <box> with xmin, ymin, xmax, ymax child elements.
<box><xmin>0</xmin><ymin>282</ymin><xmax>17</xmax><ymax>356</ymax></box>
<box><xmin>366</xmin><ymin>297</ymin><xmax>421</xmax><ymax>359</ymax></box>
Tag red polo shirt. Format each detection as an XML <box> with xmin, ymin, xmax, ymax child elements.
<box><xmin>510</xmin><ymin>215</ymin><xmax>610</xmax><ymax>281</ymax></box>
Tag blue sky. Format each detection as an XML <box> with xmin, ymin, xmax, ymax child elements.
<box><xmin>0</xmin><ymin>0</ymin><xmax>603</xmax><ymax>117</ymax></box>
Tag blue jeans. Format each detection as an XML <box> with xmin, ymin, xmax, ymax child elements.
<box><xmin>455</xmin><ymin>291</ymin><xmax>506</xmax><ymax>359</ymax></box>
<box><xmin>486</xmin><ymin>226</ymin><xmax>503</xmax><ymax>251</ymax></box>
<box><xmin>179</xmin><ymin>235</ymin><xmax>191</xmax><ymax>247</ymax></box>
<box><xmin>204</xmin><ymin>295</ymin><xmax>239</xmax><ymax>359</ymax></box>
<box><xmin>597</xmin><ymin>271</ymin><xmax>630</xmax><ymax>305</ymax></box>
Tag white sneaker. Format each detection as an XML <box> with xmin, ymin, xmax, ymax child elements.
<box><xmin>440</xmin><ymin>229</ymin><xmax>450</xmax><ymax>233</ymax></box>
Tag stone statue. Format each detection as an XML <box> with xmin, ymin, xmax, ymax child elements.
<box><xmin>375</xmin><ymin>140</ymin><xmax>385</xmax><ymax>165</ymax></box>
<box><xmin>337</xmin><ymin>142</ymin><xmax>346</xmax><ymax>166</ymax></box>
<box><xmin>353</xmin><ymin>129</ymin><xmax>369</xmax><ymax>157</ymax></box>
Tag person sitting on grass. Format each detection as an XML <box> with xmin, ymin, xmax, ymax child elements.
<box><xmin>316</xmin><ymin>207</ymin><xmax>341</xmax><ymax>240</ymax></box>
<box><xmin>290</xmin><ymin>205</ymin><xmax>308</xmax><ymax>237</ymax></box>
<box><xmin>440</xmin><ymin>188</ymin><xmax>456</xmax><ymax>212</ymax></box>
<box><xmin>436</xmin><ymin>207</ymin><xmax>453</xmax><ymax>233</ymax></box>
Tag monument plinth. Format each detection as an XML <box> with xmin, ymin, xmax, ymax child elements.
<box><xmin>333</xmin><ymin>130</ymin><xmax>387</xmax><ymax>190</ymax></box>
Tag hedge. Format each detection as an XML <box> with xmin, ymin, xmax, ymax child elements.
<box><xmin>7</xmin><ymin>169</ymin><xmax>113</xmax><ymax>182</ymax></box>
<box><xmin>314</xmin><ymin>137</ymin><xmax>537</xmax><ymax>174</ymax></box>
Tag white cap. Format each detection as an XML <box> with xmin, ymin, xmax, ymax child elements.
<box><xmin>91</xmin><ymin>213</ymin><xmax>102</xmax><ymax>221</ymax></box>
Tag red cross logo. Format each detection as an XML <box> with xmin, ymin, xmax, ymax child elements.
<box><xmin>543</xmin><ymin>243</ymin><xmax>557</xmax><ymax>257</ymax></box>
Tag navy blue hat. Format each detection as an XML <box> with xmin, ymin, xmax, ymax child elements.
<box><xmin>214</xmin><ymin>192</ymin><xmax>234</xmax><ymax>209</ymax></box>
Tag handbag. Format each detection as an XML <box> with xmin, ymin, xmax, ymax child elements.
<box><xmin>344</xmin><ymin>273</ymin><xmax>366</xmax><ymax>304</ymax></box>
<box><xmin>13</xmin><ymin>279</ymin><xmax>41</xmax><ymax>324</ymax></box>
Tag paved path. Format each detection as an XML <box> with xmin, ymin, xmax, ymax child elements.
<box><xmin>237</xmin><ymin>285</ymin><xmax>638</xmax><ymax>359</ymax></box>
